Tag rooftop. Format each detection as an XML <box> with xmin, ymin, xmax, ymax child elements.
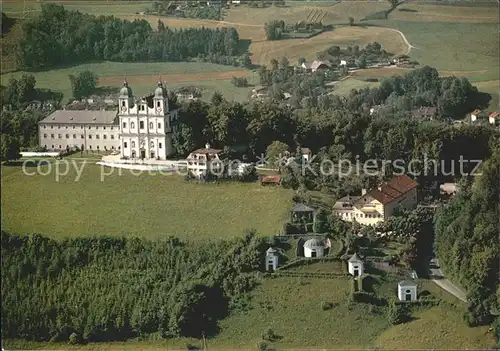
<box><xmin>348</xmin><ymin>253</ymin><xmax>362</xmax><ymax>263</ymax></box>
<box><xmin>398</xmin><ymin>280</ymin><xmax>417</xmax><ymax>287</ymax></box>
<box><xmin>366</xmin><ymin>175</ymin><xmax>418</xmax><ymax>205</ymax></box>
<box><xmin>39</xmin><ymin>110</ymin><xmax>117</xmax><ymax>124</ymax></box>
<box><xmin>304</xmin><ymin>238</ymin><xmax>324</xmax><ymax>249</ymax></box>
<box><xmin>291</xmin><ymin>203</ymin><xmax>315</xmax><ymax>213</ymax></box>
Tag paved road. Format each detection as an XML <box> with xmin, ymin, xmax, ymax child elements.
<box><xmin>429</xmin><ymin>260</ymin><xmax>467</xmax><ymax>302</ymax></box>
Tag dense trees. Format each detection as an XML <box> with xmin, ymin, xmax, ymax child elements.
<box><xmin>69</xmin><ymin>71</ymin><xmax>98</xmax><ymax>100</ymax></box>
<box><xmin>1</xmin><ymin>134</ymin><xmax>21</xmax><ymax>162</ymax></box>
<box><xmin>435</xmin><ymin>149</ymin><xmax>500</xmax><ymax>327</ymax></box>
<box><xmin>1</xmin><ymin>231</ymin><xmax>266</xmax><ymax>342</ymax></box>
<box><xmin>264</xmin><ymin>20</ymin><xmax>284</xmax><ymax>40</ymax></box>
<box><xmin>17</xmin><ymin>4</ymin><xmax>244</xmax><ymax>69</ymax></box>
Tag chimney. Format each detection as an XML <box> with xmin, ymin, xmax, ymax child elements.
<box><xmin>361</xmin><ymin>189</ymin><xmax>367</xmax><ymax>195</ymax></box>
<box><xmin>205</xmin><ymin>143</ymin><xmax>210</xmax><ymax>149</ymax></box>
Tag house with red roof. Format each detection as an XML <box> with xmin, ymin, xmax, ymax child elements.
<box><xmin>332</xmin><ymin>174</ymin><xmax>418</xmax><ymax>225</ymax></box>
<box><xmin>489</xmin><ymin>111</ymin><xmax>500</xmax><ymax>126</ymax></box>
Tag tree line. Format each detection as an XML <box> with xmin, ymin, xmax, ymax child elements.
<box><xmin>1</xmin><ymin>231</ymin><xmax>266</xmax><ymax>342</ymax></box>
<box><xmin>17</xmin><ymin>4</ymin><xmax>246</xmax><ymax>70</ymax></box>
<box><xmin>435</xmin><ymin>149</ymin><xmax>500</xmax><ymax>329</ymax></box>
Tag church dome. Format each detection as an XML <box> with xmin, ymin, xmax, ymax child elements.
<box><xmin>304</xmin><ymin>238</ymin><xmax>323</xmax><ymax>249</ymax></box>
<box><xmin>155</xmin><ymin>81</ymin><xmax>166</xmax><ymax>98</ymax></box>
<box><xmin>120</xmin><ymin>81</ymin><xmax>132</xmax><ymax>97</ymax></box>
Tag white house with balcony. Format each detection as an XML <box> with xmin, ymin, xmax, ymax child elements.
<box><xmin>186</xmin><ymin>144</ymin><xmax>223</xmax><ymax>177</ymax></box>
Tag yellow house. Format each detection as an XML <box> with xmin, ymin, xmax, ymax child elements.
<box><xmin>332</xmin><ymin>175</ymin><xmax>418</xmax><ymax>225</ymax></box>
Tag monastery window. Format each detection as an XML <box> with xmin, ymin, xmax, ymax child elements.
<box><xmin>65</xmin><ymin>134</ymin><xmax>69</xmax><ymax>139</ymax></box>
<box><xmin>131</xmin><ymin>141</ymin><xmax>136</xmax><ymax>148</ymax></box>
<box><xmin>95</xmin><ymin>126</ymin><xmax>99</xmax><ymax>130</ymax></box>
<box><xmin>89</xmin><ymin>135</ymin><xmax>92</xmax><ymax>139</ymax></box>
<box><xmin>103</xmin><ymin>126</ymin><xmax>106</xmax><ymax>130</ymax></box>
<box><xmin>59</xmin><ymin>145</ymin><xmax>62</xmax><ymax>149</ymax></box>
<box><xmin>123</xmin><ymin>122</ymin><xmax>127</xmax><ymax>128</ymax></box>
<box><xmin>111</xmin><ymin>135</ymin><xmax>114</xmax><ymax>140</ymax></box>
<box><xmin>81</xmin><ymin>126</ymin><xmax>84</xmax><ymax>129</ymax></box>
<box><xmin>73</xmin><ymin>134</ymin><xmax>76</xmax><ymax>139</ymax></box>
<box><xmin>122</xmin><ymin>101</ymin><xmax>125</xmax><ymax>107</ymax></box>
<box><xmin>159</xmin><ymin>143</ymin><xmax>162</xmax><ymax>149</ymax></box>
<box><xmin>51</xmin><ymin>145</ymin><xmax>54</xmax><ymax>149</ymax></box>
<box><xmin>118</xmin><ymin>146</ymin><xmax>121</xmax><ymax>150</ymax></box>
<box><xmin>43</xmin><ymin>134</ymin><xmax>47</xmax><ymax>138</ymax></box>
<box><xmin>158</xmin><ymin>123</ymin><xmax>161</xmax><ymax>129</ymax></box>
<box><xmin>157</xmin><ymin>101</ymin><xmax>160</xmax><ymax>108</ymax></box>
<box><xmin>58</xmin><ymin>134</ymin><xmax>62</xmax><ymax>139</ymax></box>
<box><xmin>112</xmin><ymin>146</ymin><xmax>115</xmax><ymax>150</ymax></box>
<box><xmin>89</xmin><ymin>145</ymin><xmax>92</xmax><ymax>149</ymax></box>
<box><xmin>139</xmin><ymin>121</ymin><xmax>144</xmax><ymax>129</ymax></box>
<box><xmin>51</xmin><ymin>125</ymin><xmax>53</xmax><ymax>129</ymax></box>
<box><xmin>131</xmin><ymin>122</ymin><xmax>135</xmax><ymax>129</ymax></box>
<box><xmin>97</xmin><ymin>145</ymin><xmax>99</xmax><ymax>150</ymax></box>
<box><xmin>149</xmin><ymin>122</ymin><xmax>153</xmax><ymax>129</ymax></box>
<box><xmin>43</xmin><ymin>125</ymin><xmax>46</xmax><ymax>129</ymax></box>
<box><xmin>103</xmin><ymin>135</ymin><xmax>107</xmax><ymax>140</ymax></box>
<box><xmin>65</xmin><ymin>126</ymin><xmax>68</xmax><ymax>129</ymax></box>
<box><xmin>73</xmin><ymin>125</ymin><xmax>75</xmax><ymax>129</ymax></box>
<box><xmin>140</xmin><ymin>105</ymin><xmax>145</xmax><ymax>111</ymax></box>
<box><xmin>110</xmin><ymin>127</ymin><xmax>113</xmax><ymax>130</ymax></box>
<box><xmin>96</xmin><ymin>135</ymin><xmax>100</xmax><ymax>139</ymax></box>
<box><xmin>124</xmin><ymin>142</ymin><xmax>128</xmax><ymax>148</ymax></box>
<box><xmin>81</xmin><ymin>135</ymin><xmax>84</xmax><ymax>139</ymax></box>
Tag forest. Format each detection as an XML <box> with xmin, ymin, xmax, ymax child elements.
<box><xmin>0</xmin><ymin>231</ymin><xmax>266</xmax><ymax>342</ymax></box>
<box><xmin>16</xmin><ymin>4</ymin><xmax>245</xmax><ymax>69</ymax></box>
<box><xmin>435</xmin><ymin>150</ymin><xmax>500</xmax><ymax>327</ymax></box>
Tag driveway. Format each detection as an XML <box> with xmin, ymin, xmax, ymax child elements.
<box><xmin>429</xmin><ymin>259</ymin><xmax>467</xmax><ymax>302</ymax></box>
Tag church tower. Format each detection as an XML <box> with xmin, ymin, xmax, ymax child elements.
<box><xmin>118</xmin><ymin>80</ymin><xmax>134</xmax><ymax>115</ymax></box>
<box><xmin>153</xmin><ymin>81</ymin><xmax>168</xmax><ymax>116</ymax></box>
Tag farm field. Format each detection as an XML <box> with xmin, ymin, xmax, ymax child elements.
<box><xmin>390</xmin><ymin>3</ymin><xmax>500</xmax><ymax>23</ymax></box>
<box><xmin>3</xmin><ymin>275</ymin><xmax>494</xmax><ymax>350</ymax></box>
<box><xmin>224</xmin><ymin>2</ymin><xmax>390</xmax><ymax>25</ymax></box>
<box><xmin>250</xmin><ymin>26</ymin><xmax>407</xmax><ymax>65</ymax></box>
<box><xmin>1</xmin><ymin>162</ymin><xmax>292</xmax><ymax>241</ymax></box>
<box><xmin>366</xmin><ymin>20</ymin><xmax>499</xmax><ymax>83</ymax></box>
<box><xmin>0</xmin><ymin>62</ymin><xmax>254</xmax><ymax>102</ymax></box>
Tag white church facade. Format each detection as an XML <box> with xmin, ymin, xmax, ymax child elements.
<box><xmin>38</xmin><ymin>81</ymin><xmax>178</xmax><ymax>160</ymax></box>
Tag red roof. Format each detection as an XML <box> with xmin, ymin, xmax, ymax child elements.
<box><xmin>366</xmin><ymin>175</ymin><xmax>417</xmax><ymax>205</ymax></box>
<box><xmin>489</xmin><ymin>112</ymin><xmax>500</xmax><ymax>119</ymax></box>
<box><xmin>261</xmin><ymin>175</ymin><xmax>281</xmax><ymax>183</ymax></box>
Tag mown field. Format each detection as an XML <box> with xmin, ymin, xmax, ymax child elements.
<box><xmin>0</xmin><ymin>61</ymin><xmax>255</xmax><ymax>102</ymax></box>
<box><xmin>3</xmin><ymin>273</ymin><xmax>494</xmax><ymax>350</ymax></box>
<box><xmin>1</xmin><ymin>162</ymin><xmax>292</xmax><ymax>241</ymax></box>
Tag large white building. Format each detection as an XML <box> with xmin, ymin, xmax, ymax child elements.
<box><xmin>38</xmin><ymin>81</ymin><xmax>178</xmax><ymax>160</ymax></box>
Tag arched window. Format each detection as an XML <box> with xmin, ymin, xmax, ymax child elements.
<box><xmin>131</xmin><ymin>141</ymin><xmax>136</xmax><ymax>148</ymax></box>
<box><xmin>131</xmin><ymin>122</ymin><xmax>135</xmax><ymax>129</ymax></box>
<box><xmin>149</xmin><ymin>122</ymin><xmax>153</xmax><ymax>129</ymax></box>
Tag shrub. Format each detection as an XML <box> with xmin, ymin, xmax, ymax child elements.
<box><xmin>386</xmin><ymin>299</ymin><xmax>409</xmax><ymax>324</ymax></box>
<box><xmin>68</xmin><ymin>332</ymin><xmax>80</xmax><ymax>345</ymax></box>
<box><xmin>262</xmin><ymin>327</ymin><xmax>277</xmax><ymax>341</ymax></box>
<box><xmin>257</xmin><ymin>341</ymin><xmax>268</xmax><ymax>351</ymax></box>
<box><xmin>321</xmin><ymin>301</ymin><xmax>334</xmax><ymax>310</ymax></box>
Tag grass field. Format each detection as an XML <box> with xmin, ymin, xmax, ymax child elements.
<box><xmin>328</xmin><ymin>77</ymin><xmax>380</xmax><ymax>96</ymax></box>
<box><xmin>1</xmin><ymin>162</ymin><xmax>292</xmax><ymax>241</ymax></box>
<box><xmin>0</xmin><ymin>61</ymin><xmax>254</xmax><ymax>102</ymax></box>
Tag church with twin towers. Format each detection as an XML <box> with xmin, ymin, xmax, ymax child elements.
<box><xmin>38</xmin><ymin>80</ymin><xmax>179</xmax><ymax>160</ymax></box>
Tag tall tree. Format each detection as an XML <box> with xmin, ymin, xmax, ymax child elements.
<box><xmin>68</xmin><ymin>71</ymin><xmax>98</xmax><ymax>100</ymax></box>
